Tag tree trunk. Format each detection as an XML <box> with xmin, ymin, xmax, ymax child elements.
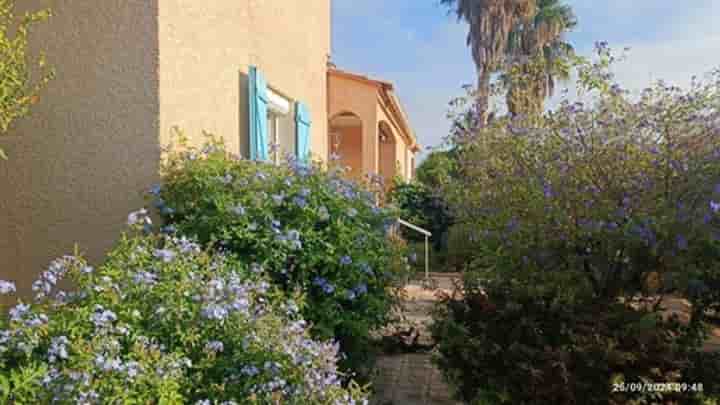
<box><xmin>476</xmin><ymin>69</ymin><xmax>492</xmax><ymax>127</ymax></box>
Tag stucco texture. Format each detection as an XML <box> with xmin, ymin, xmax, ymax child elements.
<box><xmin>0</xmin><ymin>0</ymin><xmax>330</xmax><ymax>301</ymax></box>
<box><xmin>158</xmin><ymin>0</ymin><xmax>331</xmax><ymax>160</ymax></box>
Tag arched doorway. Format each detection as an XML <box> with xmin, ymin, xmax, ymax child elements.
<box><xmin>328</xmin><ymin>112</ymin><xmax>364</xmax><ymax>179</ymax></box>
<box><xmin>378</xmin><ymin>121</ymin><xmax>397</xmax><ymax>185</ymax></box>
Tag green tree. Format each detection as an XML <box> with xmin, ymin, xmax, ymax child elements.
<box><xmin>0</xmin><ymin>0</ymin><xmax>54</xmax><ymax>159</ymax></box>
<box><xmin>503</xmin><ymin>0</ymin><xmax>577</xmax><ymax>116</ymax></box>
<box><xmin>441</xmin><ymin>0</ymin><xmax>538</xmax><ymax>125</ymax></box>
<box><xmin>415</xmin><ymin>149</ymin><xmax>459</xmax><ymax>190</ymax></box>
<box><xmin>389</xmin><ymin>180</ymin><xmax>454</xmax><ymax>250</ymax></box>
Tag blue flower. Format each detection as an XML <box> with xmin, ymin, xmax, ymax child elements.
<box><xmin>506</xmin><ymin>218</ymin><xmax>519</xmax><ymax>233</ymax></box>
<box><xmin>241</xmin><ymin>365</ymin><xmax>260</xmax><ymax>376</ymax></box>
<box><xmin>149</xmin><ymin>184</ymin><xmax>162</xmax><ymax>196</ymax></box>
<box><xmin>220</xmin><ymin>173</ymin><xmax>233</xmax><ymax>185</ymax></box>
<box><xmin>161</xmin><ymin>225</ymin><xmax>177</xmax><ymax>234</ymax></box>
<box><xmin>90</xmin><ymin>305</ymin><xmax>117</xmax><ymax>329</ymax></box>
<box><xmin>48</xmin><ymin>336</ymin><xmax>70</xmax><ymax>363</ymax></box>
<box><xmin>677</xmin><ymin>235</ymin><xmax>689</xmax><ymax>251</ymax></box>
<box><xmin>271</xmin><ymin>220</ymin><xmax>282</xmax><ymax>233</ymax></box>
<box><xmin>9</xmin><ymin>303</ymin><xmax>30</xmax><ymax>322</ymax></box>
<box><xmin>154</xmin><ymin>249</ymin><xmax>177</xmax><ymax>263</ymax></box>
<box><xmin>272</xmin><ymin>193</ymin><xmax>285</xmax><ymax>205</ymax></box>
<box><xmin>353</xmin><ymin>284</ymin><xmax>368</xmax><ymax>296</ymax></box>
<box><xmin>133</xmin><ymin>271</ymin><xmax>158</xmax><ymax>286</ymax></box>
<box><xmin>0</xmin><ymin>280</ymin><xmax>16</xmax><ymax>295</ymax></box>
<box><xmin>340</xmin><ymin>256</ymin><xmax>352</xmax><ymax>266</ymax></box>
<box><xmin>711</xmin><ymin>200</ymin><xmax>720</xmax><ymax>213</ymax></box>
<box><xmin>543</xmin><ymin>184</ymin><xmax>554</xmax><ymax>199</ymax></box>
<box><xmin>176</xmin><ymin>236</ymin><xmax>200</xmax><ymax>254</ymax></box>
<box><xmin>201</xmin><ymin>304</ymin><xmax>229</xmax><ymax>321</ymax></box>
<box><xmin>313</xmin><ymin>277</ymin><xmax>335</xmax><ymax>294</ymax></box>
<box><xmin>230</xmin><ymin>204</ymin><xmax>246</xmax><ymax>216</ymax></box>
<box><xmin>127</xmin><ymin>209</ymin><xmax>152</xmax><ymax>227</ymax></box>
<box><xmin>293</xmin><ymin>196</ymin><xmax>308</xmax><ymax>208</ymax></box>
<box><xmin>204</xmin><ymin>340</ymin><xmax>225</xmax><ymax>353</ymax></box>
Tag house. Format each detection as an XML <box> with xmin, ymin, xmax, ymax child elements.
<box><xmin>328</xmin><ymin>66</ymin><xmax>420</xmax><ymax>184</ymax></box>
<box><xmin>0</xmin><ymin>1</ymin><xmax>418</xmax><ymax>300</ymax></box>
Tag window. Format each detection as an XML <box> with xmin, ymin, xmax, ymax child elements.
<box><xmin>266</xmin><ymin>87</ymin><xmax>291</xmax><ymax>165</ymax></box>
<box><xmin>248</xmin><ymin>66</ymin><xmax>310</xmax><ymax>164</ymax></box>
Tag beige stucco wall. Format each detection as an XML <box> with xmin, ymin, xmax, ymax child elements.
<box><xmin>328</xmin><ymin>72</ymin><xmax>419</xmax><ymax>184</ymax></box>
<box><xmin>0</xmin><ymin>1</ymin><xmax>330</xmax><ymax>301</ymax></box>
<box><xmin>0</xmin><ymin>1</ymin><xmax>160</xmax><ymax>302</ymax></box>
<box><xmin>159</xmin><ymin>0</ymin><xmax>330</xmax><ymax>160</ymax></box>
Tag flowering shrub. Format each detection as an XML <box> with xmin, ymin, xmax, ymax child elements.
<box><xmin>155</xmin><ymin>137</ymin><xmax>409</xmax><ymax>376</ymax></box>
<box><xmin>446</xmin><ymin>52</ymin><xmax>720</xmax><ymax>302</ymax></box>
<box><xmin>431</xmin><ymin>270</ymin><xmax>717</xmax><ymax>405</ymax></box>
<box><xmin>431</xmin><ymin>46</ymin><xmax>720</xmax><ymax>403</ymax></box>
<box><xmin>0</xmin><ymin>217</ymin><xmax>368</xmax><ymax>404</ymax></box>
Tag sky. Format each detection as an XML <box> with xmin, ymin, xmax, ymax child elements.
<box><xmin>331</xmin><ymin>0</ymin><xmax>720</xmax><ymax>159</ymax></box>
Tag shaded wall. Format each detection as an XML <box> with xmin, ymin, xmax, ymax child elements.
<box><xmin>379</xmin><ymin>125</ymin><xmax>397</xmax><ymax>183</ymax></box>
<box><xmin>0</xmin><ymin>0</ymin><xmax>161</xmax><ymax>301</ymax></box>
<box><xmin>331</xmin><ymin>125</ymin><xmax>363</xmax><ymax>180</ymax></box>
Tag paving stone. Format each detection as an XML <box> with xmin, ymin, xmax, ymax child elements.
<box><xmin>371</xmin><ymin>274</ymin><xmax>463</xmax><ymax>405</ymax></box>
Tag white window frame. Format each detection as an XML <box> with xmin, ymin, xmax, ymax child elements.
<box><xmin>266</xmin><ymin>87</ymin><xmax>291</xmax><ymax>165</ymax></box>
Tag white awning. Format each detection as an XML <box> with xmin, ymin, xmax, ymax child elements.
<box><xmin>267</xmin><ymin>88</ymin><xmax>291</xmax><ymax>115</ymax></box>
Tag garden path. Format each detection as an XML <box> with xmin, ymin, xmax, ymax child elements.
<box><xmin>368</xmin><ymin>273</ymin><xmax>720</xmax><ymax>405</ymax></box>
<box><xmin>370</xmin><ymin>273</ymin><xmax>462</xmax><ymax>405</ymax></box>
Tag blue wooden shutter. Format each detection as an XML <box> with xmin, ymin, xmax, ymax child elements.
<box><xmin>249</xmin><ymin>66</ymin><xmax>269</xmax><ymax>161</ymax></box>
<box><xmin>295</xmin><ymin>101</ymin><xmax>311</xmax><ymax>163</ymax></box>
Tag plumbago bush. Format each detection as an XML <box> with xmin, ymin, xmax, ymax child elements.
<box><xmin>154</xmin><ymin>136</ymin><xmax>409</xmax><ymax>376</ymax></box>
<box><xmin>447</xmin><ymin>54</ymin><xmax>720</xmax><ymax>303</ymax></box>
<box><xmin>431</xmin><ymin>45</ymin><xmax>720</xmax><ymax>404</ymax></box>
<box><xmin>0</xmin><ymin>215</ymin><xmax>368</xmax><ymax>404</ymax></box>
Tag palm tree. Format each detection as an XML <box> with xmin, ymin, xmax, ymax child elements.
<box><xmin>441</xmin><ymin>0</ymin><xmax>538</xmax><ymax>125</ymax></box>
<box><xmin>504</xmin><ymin>0</ymin><xmax>577</xmax><ymax>116</ymax></box>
